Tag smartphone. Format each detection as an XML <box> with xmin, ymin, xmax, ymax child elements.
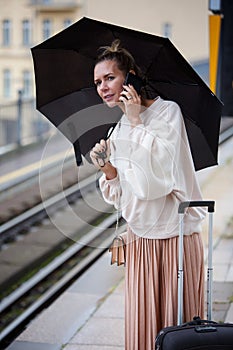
<box><xmin>124</xmin><ymin>72</ymin><xmax>143</xmax><ymax>95</ymax></box>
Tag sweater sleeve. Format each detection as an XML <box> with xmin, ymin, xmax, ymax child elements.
<box><xmin>99</xmin><ymin>173</ymin><xmax>122</xmax><ymax>209</ymax></box>
<box><xmin>124</xmin><ymin>112</ymin><xmax>179</xmax><ymax>200</ymax></box>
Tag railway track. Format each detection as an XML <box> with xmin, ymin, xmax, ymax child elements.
<box><xmin>0</xmin><ymin>152</ymin><xmax>125</xmax><ymax>346</ymax></box>
<box><xmin>0</xmin><ymin>154</ymin><xmax>94</xmax><ymax>227</ymax></box>
<box><xmin>0</xmin><ymin>212</ymin><xmax>126</xmax><ymax>345</ymax></box>
<box><xmin>0</xmin><ymin>171</ymin><xmax>99</xmax><ymax>246</ymax></box>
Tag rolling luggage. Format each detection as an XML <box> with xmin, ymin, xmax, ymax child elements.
<box><xmin>155</xmin><ymin>201</ymin><xmax>233</xmax><ymax>349</ymax></box>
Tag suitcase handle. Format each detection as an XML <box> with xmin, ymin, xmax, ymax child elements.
<box><xmin>182</xmin><ymin>316</ymin><xmax>217</xmax><ymax>327</ymax></box>
<box><xmin>178</xmin><ymin>201</ymin><xmax>215</xmax><ymax>214</ymax></box>
<box><xmin>177</xmin><ymin>200</ymin><xmax>215</xmax><ymax>325</ymax></box>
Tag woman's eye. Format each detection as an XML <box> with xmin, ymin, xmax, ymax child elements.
<box><xmin>108</xmin><ymin>76</ymin><xmax>114</xmax><ymax>81</ymax></box>
<box><xmin>95</xmin><ymin>81</ymin><xmax>101</xmax><ymax>87</ymax></box>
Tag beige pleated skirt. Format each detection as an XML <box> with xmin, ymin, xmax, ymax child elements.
<box><xmin>125</xmin><ymin>229</ymin><xmax>204</xmax><ymax>350</ymax></box>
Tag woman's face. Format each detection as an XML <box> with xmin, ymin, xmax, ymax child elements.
<box><xmin>94</xmin><ymin>59</ymin><xmax>125</xmax><ymax>107</ymax></box>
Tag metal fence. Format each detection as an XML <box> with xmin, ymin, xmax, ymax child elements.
<box><xmin>0</xmin><ymin>93</ymin><xmax>52</xmax><ymax>151</ymax></box>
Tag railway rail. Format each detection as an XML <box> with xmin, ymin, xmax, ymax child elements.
<box><xmin>0</xmin><ymin>154</ymin><xmax>93</xmax><ymax>226</ymax></box>
<box><xmin>0</xmin><ymin>212</ymin><xmax>126</xmax><ymax>345</ymax></box>
<box><xmin>0</xmin><ymin>152</ymin><xmax>125</xmax><ymax>346</ymax></box>
<box><xmin>0</xmin><ymin>172</ymin><xmax>98</xmax><ymax>245</ymax></box>
<box><xmin>0</xmin><ymin>158</ymin><xmax>117</xmax><ymax>346</ymax></box>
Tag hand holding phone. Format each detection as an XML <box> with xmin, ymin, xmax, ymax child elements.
<box><xmin>124</xmin><ymin>72</ymin><xmax>143</xmax><ymax>95</ymax></box>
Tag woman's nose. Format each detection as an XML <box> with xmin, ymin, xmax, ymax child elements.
<box><xmin>100</xmin><ymin>81</ymin><xmax>108</xmax><ymax>91</ymax></box>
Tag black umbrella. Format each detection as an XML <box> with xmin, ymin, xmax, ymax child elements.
<box><xmin>31</xmin><ymin>17</ymin><xmax>222</xmax><ymax>170</ymax></box>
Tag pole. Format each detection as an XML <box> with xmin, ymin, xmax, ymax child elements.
<box><xmin>17</xmin><ymin>90</ymin><xmax>23</xmax><ymax>145</ymax></box>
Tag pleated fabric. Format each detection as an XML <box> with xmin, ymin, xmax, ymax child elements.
<box><xmin>125</xmin><ymin>229</ymin><xmax>204</xmax><ymax>350</ymax></box>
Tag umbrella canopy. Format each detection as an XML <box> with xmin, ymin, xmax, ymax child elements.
<box><xmin>31</xmin><ymin>17</ymin><xmax>222</xmax><ymax>170</ymax></box>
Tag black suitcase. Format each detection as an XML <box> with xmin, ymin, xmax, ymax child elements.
<box><xmin>155</xmin><ymin>201</ymin><xmax>233</xmax><ymax>349</ymax></box>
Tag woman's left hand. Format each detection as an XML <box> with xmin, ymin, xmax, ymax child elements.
<box><xmin>119</xmin><ymin>84</ymin><xmax>142</xmax><ymax>127</ymax></box>
<box><xmin>90</xmin><ymin>139</ymin><xmax>111</xmax><ymax>169</ymax></box>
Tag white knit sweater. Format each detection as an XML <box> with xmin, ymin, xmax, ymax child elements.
<box><xmin>99</xmin><ymin>97</ymin><xmax>206</xmax><ymax>239</ymax></box>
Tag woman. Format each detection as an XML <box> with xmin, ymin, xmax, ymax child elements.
<box><xmin>90</xmin><ymin>40</ymin><xmax>206</xmax><ymax>350</ymax></box>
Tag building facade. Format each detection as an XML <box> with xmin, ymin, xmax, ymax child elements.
<box><xmin>0</xmin><ymin>0</ymin><xmax>209</xmax><ymax>104</ymax></box>
<box><xmin>0</xmin><ymin>0</ymin><xmax>83</xmax><ymax>103</ymax></box>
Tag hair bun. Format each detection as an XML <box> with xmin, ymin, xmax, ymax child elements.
<box><xmin>98</xmin><ymin>39</ymin><xmax>121</xmax><ymax>55</ymax></box>
<box><xmin>109</xmin><ymin>39</ymin><xmax>121</xmax><ymax>52</ymax></box>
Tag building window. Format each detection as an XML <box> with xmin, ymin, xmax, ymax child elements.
<box><xmin>3</xmin><ymin>69</ymin><xmax>11</xmax><ymax>98</ymax></box>
<box><xmin>64</xmin><ymin>19</ymin><xmax>72</xmax><ymax>28</ymax></box>
<box><xmin>22</xmin><ymin>20</ymin><xmax>31</xmax><ymax>46</ymax></box>
<box><xmin>23</xmin><ymin>70</ymin><xmax>32</xmax><ymax>97</ymax></box>
<box><xmin>2</xmin><ymin>19</ymin><xmax>11</xmax><ymax>46</ymax></box>
<box><xmin>162</xmin><ymin>22</ymin><xmax>172</xmax><ymax>39</ymax></box>
<box><xmin>43</xmin><ymin>19</ymin><xmax>52</xmax><ymax>40</ymax></box>
<box><xmin>30</xmin><ymin>0</ymin><xmax>51</xmax><ymax>3</ymax></box>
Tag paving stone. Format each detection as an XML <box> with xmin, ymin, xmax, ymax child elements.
<box><xmin>93</xmin><ymin>293</ymin><xmax>124</xmax><ymax>319</ymax></box>
<box><xmin>68</xmin><ymin>254</ymin><xmax>124</xmax><ymax>295</ymax></box>
<box><xmin>64</xmin><ymin>344</ymin><xmax>124</xmax><ymax>350</ymax></box>
<box><xmin>226</xmin><ymin>265</ymin><xmax>233</xmax><ymax>282</ymax></box>
<box><xmin>213</xmin><ymin>264</ymin><xmax>231</xmax><ymax>282</ymax></box>
<box><xmin>213</xmin><ymin>239</ymin><xmax>233</xmax><ymax>263</ymax></box>
<box><xmin>6</xmin><ymin>341</ymin><xmax>60</xmax><ymax>350</ymax></box>
<box><xmin>17</xmin><ymin>292</ymin><xmax>99</xmax><ymax>345</ymax></box>
<box><xmin>213</xmin><ymin>282</ymin><xmax>233</xmax><ymax>302</ymax></box>
<box><xmin>70</xmin><ymin>318</ymin><xmax>124</xmax><ymax>347</ymax></box>
<box><xmin>225</xmin><ymin>303</ymin><xmax>233</xmax><ymax>323</ymax></box>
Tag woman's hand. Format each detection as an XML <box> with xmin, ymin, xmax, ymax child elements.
<box><xmin>90</xmin><ymin>139</ymin><xmax>117</xmax><ymax>180</ymax></box>
<box><xmin>119</xmin><ymin>84</ymin><xmax>142</xmax><ymax>127</ymax></box>
<box><xmin>90</xmin><ymin>139</ymin><xmax>110</xmax><ymax>168</ymax></box>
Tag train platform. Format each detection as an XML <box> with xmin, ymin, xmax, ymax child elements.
<box><xmin>6</xmin><ymin>237</ymin><xmax>233</xmax><ymax>350</ymax></box>
<box><xmin>5</xmin><ymin>137</ymin><xmax>233</xmax><ymax>350</ymax></box>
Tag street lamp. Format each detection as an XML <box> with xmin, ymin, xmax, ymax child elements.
<box><xmin>17</xmin><ymin>89</ymin><xmax>23</xmax><ymax>145</ymax></box>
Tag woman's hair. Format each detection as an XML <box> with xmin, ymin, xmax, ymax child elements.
<box><xmin>95</xmin><ymin>39</ymin><xmax>158</xmax><ymax>99</ymax></box>
<box><xmin>95</xmin><ymin>39</ymin><xmax>142</xmax><ymax>77</ymax></box>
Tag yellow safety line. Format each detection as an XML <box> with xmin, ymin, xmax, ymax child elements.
<box><xmin>0</xmin><ymin>149</ymin><xmax>73</xmax><ymax>185</ymax></box>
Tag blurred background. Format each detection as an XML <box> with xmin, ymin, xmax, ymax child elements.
<box><xmin>0</xmin><ymin>3</ymin><xmax>233</xmax><ymax>346</ymax></box>
<box><xmin>0</xmin><ymin>0</ymin><xmax>214</xmax><ymax>152</ymax></box>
